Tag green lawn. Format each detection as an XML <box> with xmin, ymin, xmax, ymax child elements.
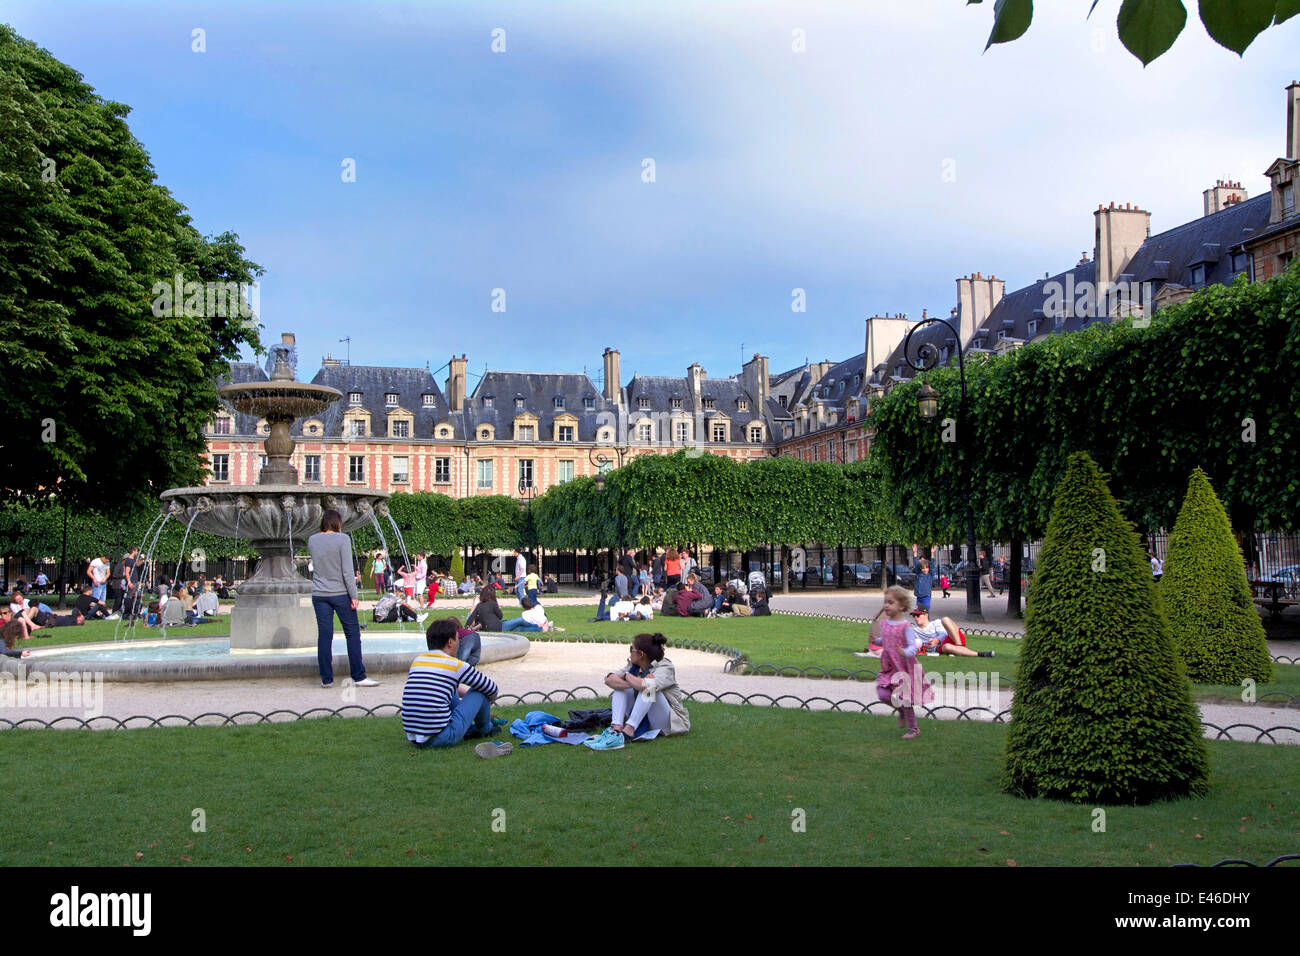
<box><xmin>4</xmin><ymin>702</ymin><xmax>1295</xmax><ymax>866</ymax></box>
<box><xmin>20</xmin><ymin>604</ymin><xmax>1299</xmax><ymax>705</ymax></box>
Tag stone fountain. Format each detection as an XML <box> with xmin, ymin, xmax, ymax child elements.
<box><xmin>159</xmin><ymin>350</ymin><xmax>390</xmax><ymax>649</ymax></box>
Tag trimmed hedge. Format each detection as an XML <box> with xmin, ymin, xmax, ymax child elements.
<box><xmin>1161</xmin><ymin>468</ymin><xmax>1273</xmax><ymax>685</ymax></box>
<box><xmin>1003</xmin><ymin>453</ymin><xmax>1208</xmax><ymax>804</ymax></box>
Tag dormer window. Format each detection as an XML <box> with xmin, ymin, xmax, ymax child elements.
<box><xmin>853</xmin><ymin>374</ymin><xmax>861</xmax><ymax>387</ymax></box>
<box><xmin>1230</xmin><ymin>251</ymin><xmax>1248</xmax><ymax>273</ymax></box>
<box><xmin>584</xmin><ymin>397</ymin><xmax>596</xmax><ymax>410</ymax></box>
<box><xmin>670</xmin><ymin>397</ymin><xmax>682</xmax><ymax>409</ymax></box>
<box><xmin>1027</xmin><ymin>320</ymin><xmax>1038</xmax><ymax>338</ymax></box>
<box><xmin>212</xmin><ymin>416</ymin><xmax>232</xmax><ymax>435</ymax></box>
<box><xmin>484</xmin><ymin>396</ymin><xmax>494</xmax><ymax>409</ymax></box>
<box><xmin>1189</xmin><ymin>264</ymin><xmax>1206</xmax><ymax>286</ymax></box>
<box><xmin>1283</xmin><ymin>182</ymin><xmax>1295</xmax><ymax>216</ymax></box>
<box><xmin>638</xmin><ymin>397</ymin><xmax>651</xmax><ymax>410</ymax></box>
<box><xmin>737</xmin><ymin>399</ymin><xmax>748</xmax><ymax>411</ymax></box>
<box><xmin>703</xmin><ymin>397</ymin><xmax>715</xmax><ymax>410</ymax></box>
<box><xmin>349</xmin><ymin>392</ymin><xmax>362</xmax><ymax>405</ymax></box>
<box><xmin>385</xmin><ymin>393</ymin><xmax>398</xmax><ymax>406</ymax></box>
<box><xmin>422</xmin><ymin>394</ymin><xmax>436</xmax><ymax>407</ymax></box>
<box><xmin>515</xmin><ymin>397</ymin><xmax>525</xmax><ymax>410</ymax></box>
<box><xmin>997</xmin><ymin>330</ymin><xmax>1007</xmax><ymax>342</ymax></box>
<box><xmin>1055</xmin><ymin>313</ymin><xmax>1065</xmax><ymax>330</ymax></box>
<box><xmin>553</xmin><ymin>396</ymin><xmax>565</xmax><ymax>409</ymax></box>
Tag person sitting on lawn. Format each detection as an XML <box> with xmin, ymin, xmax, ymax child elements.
<box><xmin>195</xmin><ymin>583</ymin><xmax>221</xmax><ymax>618</ymax></box>
<box><xmin>373</xmin><ymin>589</ymin><xmax>427</xmax><ymax>624</ymax></box>
<box><xmin>465</xmin><ymin>588</ymin><xmax>504</xmax><ymax>632</ymax></box>
<box><xmin>589</xmin><ymin>633</ymin><xmax>690</xmax><ymax>749</ymax></box>
<box><xmin>908</xmin><ymin>607</ymin><xmax>995</xmax><ymax>658</ymax></box>
<box><xmin>685</xmin><ymin>573</ymin><xmax>712</xmax><ymax>617</ymax></box>
<box><xmin>501</xmin><ymin>597</ymin><xmax>563</xmax><ymax>633</ymax></box>
<box><xmin>401</xmin><ymin>617</ymin><xmax>502</xmax><ymax>750</ymax></box>
<box><xmin>749</xmin><ymin>587</ymin><xmax>771</xmax><ymax>616</ymax></box>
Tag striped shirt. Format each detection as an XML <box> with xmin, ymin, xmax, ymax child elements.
<box><xmin>401</xmin><ymin>650</ymin><xmax>499</xmax><ymax>742</ymax></box>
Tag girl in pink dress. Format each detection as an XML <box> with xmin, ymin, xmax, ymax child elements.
<box><xmin>871</xmin><ymin>585</ymin><xmax>933</xmax><ymax>739</ymax></box>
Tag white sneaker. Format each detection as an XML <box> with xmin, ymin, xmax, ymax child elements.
<box><xmin>416</xmin><ymin>613</ymin><xmax>428</xmax><ymax>624</ymax></box>
<box><xmin>105</xmin><ymin>613</ymin><xmax>121</xmax><ymax>621</ymax></box>
<box><xmin>355</xmin><ymin>677</ymin><xmax>380</xmax><ymax>687</ymax></box>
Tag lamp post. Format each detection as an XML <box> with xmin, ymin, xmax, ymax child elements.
<box><xmin>902</xmin><ymin>318</ymin><xmax>983</xmax><ymax>621</ymax></box>
<box><xmin>518</xmin><ymin>474</ymin><xmax>537</xmax><ymax>552</ymax></box>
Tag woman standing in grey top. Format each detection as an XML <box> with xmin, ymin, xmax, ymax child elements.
<box><xmin>308</xmin><ymin>509</ymin><xmax>378</xmax><ymax>688</ymax></box>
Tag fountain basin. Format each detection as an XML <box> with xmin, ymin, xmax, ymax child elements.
<box><xmin>8</xmin><ymin>633</ymin><xmax>531</xmax><ymax>681</ymax></box>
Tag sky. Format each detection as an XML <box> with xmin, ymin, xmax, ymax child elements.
<box><xmin>5</xmin><ymin>1</ymin><xmax>1297</xmax><ymax>391</ymax></box>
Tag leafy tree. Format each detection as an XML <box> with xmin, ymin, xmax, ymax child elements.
<box><xmin>1161</xmin><ymin>468</ymin><xmax>1273</xmax><ymax>683</ymax></box>
<box><xmin>1003</xmin><ymin>453</ymin><xmax>1209</xmax><ymax>804</ymax></box>
<box><xmin>0</xmin><ymin>25</ymin><xmax>262</xmax><ymax>515</ymax></box>
<box><xmin>971</xmin><ymin>0</ymin><xmax>1299</xmax><ymax>65</ymax></box>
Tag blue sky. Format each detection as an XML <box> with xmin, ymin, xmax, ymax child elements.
<box><xmin>5</xmin><ymin>1</ymin><xmax>1297</xmax><ymax>389</ymax></box>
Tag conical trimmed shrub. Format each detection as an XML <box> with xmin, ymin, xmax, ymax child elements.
<box><xmin>1161</xmin><ymin>468</ymin><xmax>1273</xmax><ymax>685</ymax></box>
<box><xmin>1003</xmin><ymin>453</ymin><xmax>1208</xmax><ymax>804</ymax></box>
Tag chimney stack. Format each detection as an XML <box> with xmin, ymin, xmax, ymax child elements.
<box><xmin>742</xmin><ymin>353</ymin><xmax>770</xmax><ymax>411</ymax></box>
<box><xmin>446</xmin><ymin>354</ymin><xmax>467</xmax><ymax>411</ymax></box>
<box><xmin>954</xmin><ymin>273</ymin><xmax>1006</xmax><ymax>344</ymax></box>
<box><xmin>1094</xmin><ymin>203</ymin><xmax>1151</xmax><ymax>288</ymax></box>
<box><xmin>1203</xmin><ymin>179</ymin><xmax>1248</xmax><ymax>216</ymax></box>
<box><xmin>602</xmin><ymin>348</ymin><xmax>621</xmax><ymax>405</ymax></box>
<box><xmin>1287</xmin><ymin>81</ymin><xmax>1299</xmax><ymax>160</ymax></box>
<box><xmin>865</xmin><ymin>314</ymin><xmax>911</xmax><ymax>378</ymax></box>
<box><xmin>687</xmin><ymin>362</ymin><xmax>704</xmax><ymax>407</ymax></box>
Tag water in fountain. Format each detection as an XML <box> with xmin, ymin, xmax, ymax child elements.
<box><xmin>384</xmin><ymin>511</ymin><xmax>412</xmax><ymax>590</ymax></box>
<box><xmin>366</xmin><ymin>510</ymin><xmax>405</xmax><ymax>632</ymax></box>
<box><xmin>115</xmin><ymin>509</ymin><xmax>168</xmax><ymax>641</ymax></box>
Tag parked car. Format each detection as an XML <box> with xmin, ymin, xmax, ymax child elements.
<box><xmin>1264</xmin><ymin>566</ymin><xmax>1300</xmax><ymax>598</ymax></box>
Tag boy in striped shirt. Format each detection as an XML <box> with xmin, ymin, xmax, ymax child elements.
<box><xmin>402</xmin><ymin>618</ymin><xmax>500</xmax><ymax>748</ymax></box>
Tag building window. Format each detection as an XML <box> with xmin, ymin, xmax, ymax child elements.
<box><xmin>1026</xmin><ymin>321</ymin><xmax>1037</xmax><ymax>338</ymax></box>
<box><xmin>703</xmin><ymin>397</ymin><xmax>715</xmax><ymax>410</ymax></box>
<box><xmin>518</xmin><ymin>424</ymin><xmax>535</xmax><ymax>442</ymax></box>
<box><xmin>515</xmin><ymin>397</ymin><xmax>525</xmax><ymax>410</ymax></box>
<box><xmin>997</xmin><ymin>330</ymin><xmax>1007</xmax><ymax>341</ymax></box>
<box><xmin>670</xmin><ymin>397</ymin><xmax>682</xmax><ymax>409</ymax></box>
<box><xmin>348</xmin><ymin>456</ymin><xmax>365</xmax><ymax>482</ymax></box>
<box><xmin>306</xmin><ymin>423</ymin><xmax>320</xmax><ymax>435</ymax></box>
<box><xmin>1280</xmin><ymin>250</ymin><xmax>1295</xmax><ymax>270</ymax></box>
<box><xmin>349</xmin><ymin>419</ymin><xmax>366</xmax><ymax>438</ymax></box>
<box><xmin>779</xmin><ymin>395</ymin><xmax>787</xmax><ymax>408</ymax></box>
<box><xmin>1055</xmin><ymin>313</ymin><xmax>1065</xmax><ymax>330</ymax></box>
<box><xmin>392</xmin><ymin>456</ymin><xmax>410</xmax><ymax>484</ymax></box>
<box><xmin>385</xmin><ymin>393</ymin><xmax>398</xmax><ymax>406</ymax></box>
<box><xmin>749</xmin><ymin>426</ymin><xmax>762</xmax><ymax>443</ymax></box>
<box><xmin>303</xmin><ymin>456</ymin><xmax>321</xmax><ymax>482</ymax></box>
<box><xmin>584</xmin><ymin>397</ymin><xmax>596</xmax><ymax>410</ymax></box>
<box><xmin>422</xmin><ymin>394</ymin><xmax>436</xmax><ymax>407</ymax></box>
<box><xmin>638</xmin><ymin>397</ymin><xmax>651</xmax><ymax>410</ymax></box>
<box><xmin>553</xmin><ymin>396</ymin><xmax>564</xmax><ymax>409</ymax></box>
<box><xmin>638</xmin><ymin>422</ymin><xmax>653</xmax><ymax>443</ymax></box>
<box><xmin>737</xmin><ymin>399</ymin><xmax>748</xmax><ymax>411</ymax></box>
<box><xmin>349</xmin><ymin>392</ymin><xmax>362</xmax><ymax>405</ymax></box>
<box><xmin>479</xmin><ymin>428</ymin><xmax>492</xmax><ymax>441</ymax></box>
<box><xmin>212</xmin><ymin>416</ymin><xmax>232</xmax><ymax>435</ymax></box>
<box><xmin>674</xmin><ymin>420</ymin><xmax>690</xmax><ymax>443</ymax></box>
<box><xmin>432</xmin><ymin>457</ymin><xmax>450</xmax><ymax>483</ymax></box>
<box><xmin>211</xmin><ymin>454</ymin><xmax>229</xmax><ymax>482</ymax></box>
<box><xmin>484</xmin><ymin>396</ymin><xmax>494</xmax><ymax>409</ymax></box>
<box><xmin>558</xmin><ymin>460</ymin><xmax>574</xmax><ymax>483</ymax></box>
<box><xmin>853</xmin><ymin>374</ymin><xmax>860</xmax><ymax>387</ymax></box>
<box><xmin>811</xmin><ymin>445</ymin><xmax>819</xmax><ymax>462</ymax></box>
<box><xmin>828</xmin><ymin>439</ymin><xmax>836</xmax><ymax>461</ymax></box>
<box><xmin>711</xmin><ymin>422</ymin><xmax>726</xmax><ymax>443</ymax></box>
<box><xmin>558</xmin><ymin>425</ymin><xmax>574</xmax><ymax>442</ymax></box>
<box><xmin>1230</xmin><ymin>251</ymin><xmax>1247</xmax><ymax>273</ymax></box>
<box><xmin>391</xmin><ymin>419</ymin><xmax>409</xmax><ymax>438</ymax></box>
<box><xmin>1189</xmin><ymin>264</ymin><xmax>1206</xmax><ymax>286</ymax></box>
<box><xmin>518</xmin><ymin>459</ymin><xmax>534</xmax><ymax>490</ymax></box>
<box><xmin>1283</xmin><ymin>182</ymin><xmax>1295</xmax><ymax>216</ymax></box>
<box><xmin>476</xmin><ymin>459</ymin><xmax>493</xmax><ymax>490</ymax></box>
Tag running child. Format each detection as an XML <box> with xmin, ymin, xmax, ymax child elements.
<box><xmin>870</xmin><ymin>585</ymin><xmax>933</xmax><ymax>739</ymax></box>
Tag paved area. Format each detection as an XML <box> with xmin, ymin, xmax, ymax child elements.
<box><xmin>2</xmin><ymin>637</ymin><xmax>1295</xmax><ymax>743</ymax></box>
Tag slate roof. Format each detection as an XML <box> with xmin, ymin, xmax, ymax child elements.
<box><xmin>1122</xmin><ymin>193</ymin><xmax>1269</xmax><ymax>292</ymax></box>
<box><xmin>307</xmin><ymin>365</ymin><xmax>448</xmax><ymax>439</ymax></box>
<box><xmin>216</xmin><ymin>363</ymin><xmax>269</xmax><ymax>434</ymax></box>
<box><xmin>624</xmin><ymin>372</ymin><xmax>769</xmax><ymax>433</ymax></box>
<box><xmin>463</xmin><ymin>371</ymin><xmax>610</xmax><ymax>443</ymax></box>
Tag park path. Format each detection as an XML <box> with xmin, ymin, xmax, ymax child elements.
<box><xmin>2</xmin><ymin>637</ymin><xmax>1296</xmax><ymax>744</ymax></box>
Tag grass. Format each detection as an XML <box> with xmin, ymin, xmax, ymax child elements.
<box><xmin>4</xmin><ymin>702</ymin><xmax>1296</xmax><ymax>866</ymax></box>
<box><xmin>19</xmin><ymin>603</ymin><xmax>1298</xmax><ymax>705</ymax></box>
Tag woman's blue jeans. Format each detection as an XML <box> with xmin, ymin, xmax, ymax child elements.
<box><xmin>312</xmin><ymin>594</ymin><xmax>367</xmax><ymax>684</ymax></box>
<box><xmin>502</xmin><ymin>618</ymin><xmax>542</xmax><ymax>632</ymax></box>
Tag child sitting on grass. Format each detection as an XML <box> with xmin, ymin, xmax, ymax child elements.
<box><xmin>870</xmin><ymin>585</ymin><xmax>933</xmax><ymax>740</ymax></box>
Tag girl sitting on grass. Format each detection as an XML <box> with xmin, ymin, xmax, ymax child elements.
<box><xmin>870</xmin><ymin>585</ymin><xmax>933</xmax><ymax>740</ymax></box>
<box><xmin>589</xmin><ymin>633</ymin><xmax>690</xmax><ymax>749</ymax></box>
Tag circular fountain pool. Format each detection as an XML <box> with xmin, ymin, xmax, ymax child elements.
<box><xmin>10</xmin><ymin>633</ymin><xmax>530</xmax><ymax>682</ymax></box>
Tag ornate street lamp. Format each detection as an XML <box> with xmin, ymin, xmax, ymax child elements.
<box><xmin>902</xmin><ymin>319</ymin><xmax>983</xmax><ymax>620</ymax></box>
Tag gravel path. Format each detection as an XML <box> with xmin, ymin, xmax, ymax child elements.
<box><xmin>2</xmin><ymin>638</ymin><xmax>1296</xmax><ymax>743</ymax></box>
